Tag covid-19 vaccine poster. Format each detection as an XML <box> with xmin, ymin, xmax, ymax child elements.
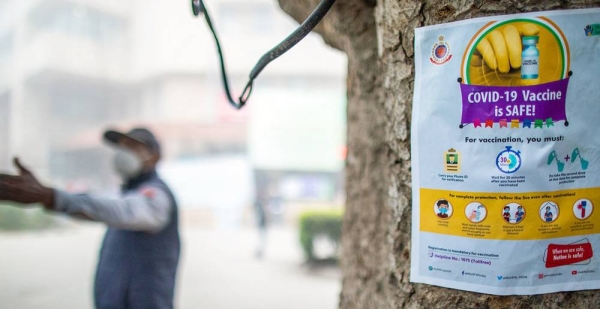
<box><xmin>410</xmin><ymin>8</ymin><xmax>600</xmax><ymax>295</ymax></box>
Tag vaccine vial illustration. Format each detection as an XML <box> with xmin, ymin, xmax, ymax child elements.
<box><xmin>521</xmin><ymin>36</ymin><xmax>539</xmax><ymax>79</ymax></box>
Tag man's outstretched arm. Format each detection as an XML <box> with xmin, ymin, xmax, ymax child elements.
<box><xmin>0</xmin><ymin>157</ymin><xmax>171</xmax><ymax>233</ymax></box>
<box><xmin>0</xmin><ymin>158</ymin><xmax>54</xmax><ymax>209</ymax></box>
<box><xmin>53</xmin><ymin>187</ymin><xmax>171</xmax><ymax>232</ymax></box>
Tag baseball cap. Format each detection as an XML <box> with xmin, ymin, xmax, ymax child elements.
<box><xmin>103</xmin><ymin>127</ymin><xmax>161</xmax><ymax>155</ymax></box>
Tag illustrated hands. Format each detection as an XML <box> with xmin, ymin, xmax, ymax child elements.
<box><xmin>475</xmin><ymin>24</ymin><xmax>540</xmax><ymax>73</ymax></box>
<box><xmin>584</xmin><ymin>25</ymin><xmax>592</xmax><ymax>36</ymax></box>
<box><xmin>0</xmin><ymin>158</ymin><xmax>54</xmax><ymax>209</ymax></box>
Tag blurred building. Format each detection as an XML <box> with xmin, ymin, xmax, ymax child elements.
<box><xmin>0</xmin><ymin>0</ymin><xmax>346</xmax><ymax>223</ymax></box>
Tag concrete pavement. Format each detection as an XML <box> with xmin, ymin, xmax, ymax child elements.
<box><xmin>0</xmin><ymin>224</ymin><xmax>340</xmax><ymax>309</ymax></box>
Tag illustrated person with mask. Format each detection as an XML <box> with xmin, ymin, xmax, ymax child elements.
<box><xmin>544</xmin><ymin>206</ymin><xmax>554</xmax><ymax>222</ymax></box>
<box><xmin>0</xmin><ymin>127</ymin><xmax>180</xmax><ymax>309</ymax></box>
<box><xmin>436</xmin><ymin>199</ymin><xmax>450</xmax><ymax>219</ymax></box>
<box><xmin>515</xmin><ymin>205</ymin><xmax>525</xmax><ymax>223</ymax></box>
<box><xmin>502</xmin><ymin>206</ymin><xmax>511</xmax><ymax>223</ymax></box>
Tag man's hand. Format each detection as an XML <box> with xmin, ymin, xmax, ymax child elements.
<box><xmin>0</xmin><ymin>158</ymin><xmax>55</xmax><ymax>209</ymax></box>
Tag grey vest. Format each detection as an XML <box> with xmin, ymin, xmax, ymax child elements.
<box><xmin>94</xmin><ymin>170</ymin><xmax>180</xmax><ymax>309</ymax></box>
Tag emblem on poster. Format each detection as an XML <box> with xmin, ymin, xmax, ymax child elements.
<box><xmin>430</xmin><ymin>35</ymin><xmax>452</xmax><ymax>65</ymax></box>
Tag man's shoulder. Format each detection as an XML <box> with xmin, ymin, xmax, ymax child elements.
<box><xmin>138</xmin><ymin>178</ymin><xmax>175</xmax><ymax>204</ymax></box>
<box><xmin>141</xmin><ymin>175</ymin><xmax>171</xmax><ymax>191</ymax></box>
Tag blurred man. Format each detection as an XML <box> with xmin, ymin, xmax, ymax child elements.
<box><xmin>0</xmin><ymin>128</ymin><xmax>180</xmax><ymax>309</ymax></box>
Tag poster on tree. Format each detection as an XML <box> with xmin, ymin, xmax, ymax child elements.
<box><xmin>410</xmin><ymin>8</ymin><xmax>600</xmax><ymax>295</ymax></box>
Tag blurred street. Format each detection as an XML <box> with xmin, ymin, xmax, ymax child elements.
<box><xmin>0</xmin><ymin>1</ymin><xmax>346</xmax><ymax>308</ymax></box>
<box><xmin>0</xmin><ymin>224</ymin><xmax>340</xmax><ymax>309</ymax></box>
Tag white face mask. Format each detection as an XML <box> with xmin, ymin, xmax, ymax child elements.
<box><xmin>113</xmin><ymin>149</ymin><xmax>143</xmax><ymax>179</ymax></box>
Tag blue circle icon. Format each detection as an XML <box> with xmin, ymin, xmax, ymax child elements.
<box><xmin>496</xmin><ymin>146</ymin><xmax>522</xmax><ymax>173</ymax></box>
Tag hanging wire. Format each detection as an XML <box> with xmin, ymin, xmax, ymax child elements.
<box><xmin>191</xmin><ymin>0</ymin><xmax>337</xmax><ymax>110</ymax></box>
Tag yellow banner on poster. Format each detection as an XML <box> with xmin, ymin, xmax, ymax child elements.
<box><xmin>420</xmin><ymin>187</ymin><xmax>600</xmax><ymax>240</ymax></box>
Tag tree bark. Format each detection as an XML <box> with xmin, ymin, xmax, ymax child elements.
<box><xmin>277</xmin><ymin>0</ymin><xmax>600</xmax><ymax>308</ymax></box>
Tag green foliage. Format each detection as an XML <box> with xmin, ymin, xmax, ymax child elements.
<box><xmin>0</xmin><ymin>203</ymin><xmax>56</xmax><ymax>231</ymax></box>
<box><xmin>299</xmin><ymin>208</ymin><xmax>343</xmax><ymax>261</ymax></box>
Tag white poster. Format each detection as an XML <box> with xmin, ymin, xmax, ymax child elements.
<box><xmin>411</xmin><ymin>8</ymin><xmax>600</xmax><ymax>295</ymax></box>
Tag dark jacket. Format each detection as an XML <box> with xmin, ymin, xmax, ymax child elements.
<box><xmin>94</xmin><ymin>170</ymin><xmax>180</xmax><ymax>309</ymax></box>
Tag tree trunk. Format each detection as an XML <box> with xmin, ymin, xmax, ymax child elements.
<box><xmin>278</xmin><ymin>0</ymin><xmax>600</xmax><ymax>308</ymax></box>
